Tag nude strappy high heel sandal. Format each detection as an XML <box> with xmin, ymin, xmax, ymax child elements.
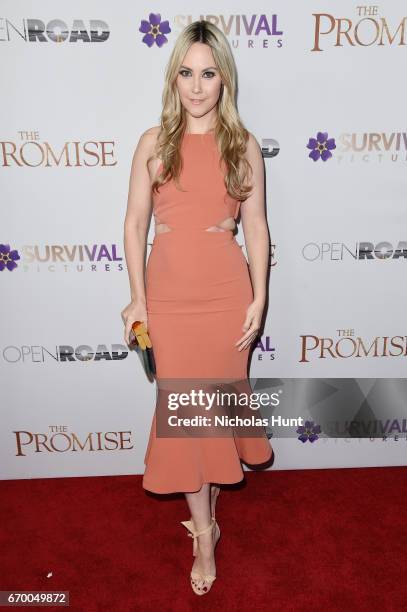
<box><xmin>180</xmin><ymin>517</ymin><xmax>218</xmax><ymax>595</ymax></box>
<box><xmin>181</xmin><ymin>486</ymin><xmax>221</xmax><ymax>557</ymax></box>
<box><xmin>180</xmin><ymin>515</ymin><xmax>221</xmax><ymax>555</ymax></box>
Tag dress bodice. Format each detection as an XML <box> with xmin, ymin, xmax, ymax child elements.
<box><xmin>152</xmin><ymin>133</ymin><xmax>240</xmax><ymax>230</ymax></box>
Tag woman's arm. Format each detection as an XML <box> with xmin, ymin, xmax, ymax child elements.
<box><xmin>121</xmin><ymin>130</ymin><xmax>155</xmax><ymax>343</ymax></box>
<box><xmin>241</xmin><ymin>132</ymin><xmax>268</xmax><ymax>304</ymax></box>
<box><xmin>123</xmin><ymin>131</ymin><xmax>154</xmax><ymax>303</ymax></box>
<box><xmin>235</xmin><ymin>132</ymin><xmax>269</xmax><ymax>351</ymax></box>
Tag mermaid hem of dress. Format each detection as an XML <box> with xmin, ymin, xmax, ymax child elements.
<box><xmin>142</xmin><ymin>449</ymin><xmax>273</xmax><ymax>495</ymax></box>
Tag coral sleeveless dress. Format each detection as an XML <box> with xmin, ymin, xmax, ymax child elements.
<box><xmin>143</xmin><ymin>132</ymin><xmax>273</xmax><ymax>494</ymax></box>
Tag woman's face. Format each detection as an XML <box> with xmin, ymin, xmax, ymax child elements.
<box><xmin>176</xmin><ymin>42</ymin><xmax>222</xmax><ymax>123</ymax></box>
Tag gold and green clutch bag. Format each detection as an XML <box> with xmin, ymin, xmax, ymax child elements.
<box><xmin>129</xmin><ymin>320</ymin><xmax>156</xmax><ymax>376</ymax></box>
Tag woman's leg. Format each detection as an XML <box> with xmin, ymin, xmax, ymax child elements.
<box><xmin>186</xmin><ymin>483</ymin><xmax>221</xmax><ymax>521</ymax></box>
<box><xmin>210</xmin><ymin>484</ymin><xmax>221</xmax><ymax>519</ymax></box>
<box><xmin>185</xmin><ymin>483</ymin><xmax>218</xmax><ymax>591</ymax></box>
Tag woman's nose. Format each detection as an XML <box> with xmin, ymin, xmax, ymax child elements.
<box><xmin>192</xmin><ymin>78</ymin><xmax>202</xmax><ymax>93</ymax></box>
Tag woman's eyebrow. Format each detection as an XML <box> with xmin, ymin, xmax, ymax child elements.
<box><xmin>179</xmin><ymin>65</ymin><xmax>218</xmax><ymax>71</ymax></box>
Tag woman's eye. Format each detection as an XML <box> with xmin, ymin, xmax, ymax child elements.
<box><xmin>178</xmin><ymin>70</ymin><xmax>216</xmax><ymax>78</ymax></box>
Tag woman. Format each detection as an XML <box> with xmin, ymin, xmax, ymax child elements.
<box><xmin>121</xmin><ymin>20</ymin><xmax>273</xmax><ymax>595</ymax></box>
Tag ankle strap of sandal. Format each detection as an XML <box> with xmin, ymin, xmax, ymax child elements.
<box><xmin>189</xmin><ymin>517</ymin><xmax>215</xmax><ymax>539</ymax></box>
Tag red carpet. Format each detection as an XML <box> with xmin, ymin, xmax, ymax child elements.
<box><xmin>1</xmin><ymin>467</ymin><xmax>406</xmax><ymax>611</ymax></box>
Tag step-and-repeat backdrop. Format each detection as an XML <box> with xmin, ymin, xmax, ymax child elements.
<box><xmin>2</xmin><ymin>1</ymin><xmax>406</xmax><ymax>480</ymax></box>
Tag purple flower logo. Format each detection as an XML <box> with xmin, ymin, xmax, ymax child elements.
<box><xmin>296</xmin><ymin>420</ymin><xmax>321</xmax><ymax>443</ymax></box>
<box><xmin>0</xmin><ymin>243</ymin><xmax>20</xmax><ymax>271</ymax></box>
<box><xmin>139</xmin><ymin>13</ymin><xmax>171</xmax><ymax>47</ymax></box>
<box><xmin>306</xmin><ymin>131</ymin><xmax>336</xmax><ymax>161</ymax></box>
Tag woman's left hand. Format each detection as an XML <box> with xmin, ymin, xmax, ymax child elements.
<box><xmin>235</xmin><ymin>298</ymin><xmax>265</xmax><ymax>351</ymax></box>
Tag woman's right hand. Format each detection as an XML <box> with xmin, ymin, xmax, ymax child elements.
<box><xmin>121</xmin><ymin>300</ymin><xmax>148</xmax><ymax>346</ymax></box>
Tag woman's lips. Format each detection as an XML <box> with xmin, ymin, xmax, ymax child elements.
<box><xmin>191</xmin><ymin>99</ymin><xmax>204</xmax><ymax>105</ymax></box>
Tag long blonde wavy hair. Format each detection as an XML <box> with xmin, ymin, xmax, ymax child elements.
<box><xmin>150</xmin><ymin>20</ymin><xmax>253</xmax><ymax>202</ymax></box>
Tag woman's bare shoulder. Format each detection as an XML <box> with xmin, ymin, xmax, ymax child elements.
<box><xmin>136</xmin><ymin>126</ymin><xmax>162</xmax><ymax>180</ymax></box>
<box><xmin>141</xmin><ymin>125</ymin><xmax>161</xmax><ymax>145</ymax></box>
<box><xmin>244</xmin><ymin>131</ymin><xmax>264</xmax><ymax>181</ymax></box>
<box><xmin>245</xmin><ymin>131</ymin><xmax>262</xmax><ymax>158</ymax></box>
<box><xmin>141</xmin><ymin>125</ymin><xmax>161</xmax><ymax>139</ymax></box>
<box><xmin>139</xmin><ymin>125</ymin><xmax>161</xmax><ymax>160</ymax></box>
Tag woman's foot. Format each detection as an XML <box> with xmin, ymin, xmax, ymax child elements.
<box><xmin>190</xmin><ymin>519</ymin><xmax>221</xmax><ymax>594</ymax></box>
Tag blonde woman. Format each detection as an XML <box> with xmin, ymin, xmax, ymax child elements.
<box><xmin>122</xmin><ymin>20</ymin><xmax>272</xmax><ymax>595</ymax></box>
